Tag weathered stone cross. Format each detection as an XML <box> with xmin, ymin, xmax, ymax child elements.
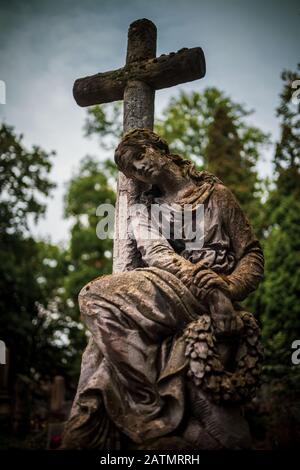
<box><xmin>73</xmin><ymin>18</ymin><xmax>206</xmax><ymax>273</ymax></box>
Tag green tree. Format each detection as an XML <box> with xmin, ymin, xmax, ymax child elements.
<box><xmin>155</xmin><ymin>88</ymin><xmax>269</xmax><ymax>226</ymax></box>
<box><xmin>84</xmin><ymin>102</ymin><xmax>123</xmax><ymax>149</ymax></box>
<box><xmin>0</xmin><ymin>124</ymin><xmax>73</xmax><ymax>381</ymax></box>
<box><xmin>0</xmin><ymin>124</ymin><xmax>55</xmax><ymax>234</ymax></box>
<box><xmin>260</xmin><ymin>64</ymin><xmax>300</xmax><ymax>378</ymax></box>
<box><xmin>63</xmin><ymin>155</ymin><xmax>116</xmax><ymax>319</ymax></box>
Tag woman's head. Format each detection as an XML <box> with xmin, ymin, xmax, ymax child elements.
<box><xmin>114</xmin><ymin>129</ymin><xmax>168</xmax><ymax>177</ymax></box>
<box><xmin>114</xmin><ymin>128</ymin><xmax>210</xmax><ymax>186</ymax></box>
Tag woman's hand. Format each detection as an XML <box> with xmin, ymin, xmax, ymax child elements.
<box><xmin>208</xmin><ymin>290</ymin><xmax>241</xmax><ymax>336</ymax></box>
<box><xmin>177</xmin><ymin>261</ymin><xmax>200</xmax><ymax>288</ymax></box>
<box><xmin>193</xmin><ymin>268</ymin><xmax>230</xmax><ymax>298</ymax></box>
<box><xmin>178</xmin><ymin>261</ymin><xmax>239</xmax><ymax>336</ymax></box>
<box><xmin>176</xmin><ymin>261</ymin><xmax>230</xmax><ymax>299</ymax></box>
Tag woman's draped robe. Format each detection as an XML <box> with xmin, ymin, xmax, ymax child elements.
<box><xmin>62</xmin><ymin>178</ymin><xmax>264</xmax><ymax>449</ymax></box>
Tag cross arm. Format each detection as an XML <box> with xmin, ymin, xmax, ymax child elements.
<box><xmin>73</xmin><ymin>47</ymin><xmax>205</xmax><ymax>107</ymax></box>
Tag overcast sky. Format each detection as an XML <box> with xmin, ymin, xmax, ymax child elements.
<box><xmin>0</xmin><ymin>0</ymin><xmax>299</xmax><ymax>243</ymax></box>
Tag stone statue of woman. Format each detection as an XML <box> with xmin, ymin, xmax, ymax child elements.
<box><xmin>62</xmin><ymin>129</ymin><xmax>264</xmax><ymax>450</ymax></box>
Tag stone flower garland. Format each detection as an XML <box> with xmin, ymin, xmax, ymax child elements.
<box><xmin>183</xmin><ymin>312</ymin><xmax>264</xmax><ymax>404</ymax></box>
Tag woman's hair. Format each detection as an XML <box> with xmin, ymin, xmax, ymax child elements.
<box><xmin>114</xmin><ymin>128</ymin><xmax>169</xmax><ymax>173</ymax></box>
<box><xmin>114</xmin><ymin>128</ymin><xmax>215</xmax><ymax>186</ymax></box>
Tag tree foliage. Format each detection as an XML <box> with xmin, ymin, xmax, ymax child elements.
<box><xmin>155</xmin><ymin>88</ymin><xmax>269</xmax><ymax>226</ymax></box>
<box><xmin>63</xmin><ymin>155</ymin><xmax>116</xmax><ymax>318</ymax></box>
<box><xmin>260</xmin><ymin>65</ymin><xmax>300</xmax><ymax>379</ymax></box>
<box><xmin>0</xmin><ymin>124</ymin><xmax>74</xmax><ymax>380</ymax></box>
<box><xmin>0</xmin><ymin>124</ymin><xmax>55</xmax><ymax>234</ymax></box>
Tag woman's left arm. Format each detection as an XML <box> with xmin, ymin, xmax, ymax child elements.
<box><xmin>216</xmin><ymin>184</ymin><xmax>264</xmax><ymax>302</ymax></box>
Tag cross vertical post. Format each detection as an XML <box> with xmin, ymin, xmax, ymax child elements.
<box><xmin>114</xmin><ymin>19</ymin><xmax>156</xmax><ymax>272</ymax></box>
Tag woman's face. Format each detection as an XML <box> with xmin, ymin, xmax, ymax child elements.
<box><xmin>123</xmin><ymin>146</ymin><xmax>169</xmax><ymax>184</ymax></box>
